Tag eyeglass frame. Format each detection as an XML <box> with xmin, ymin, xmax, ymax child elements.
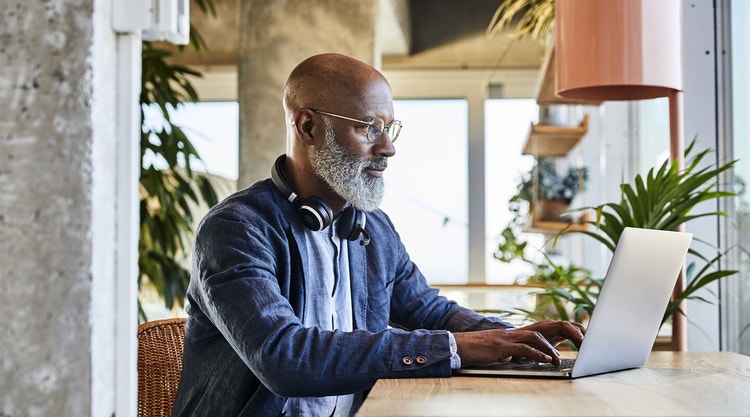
<box><xmin>309</xmin><ymin>108</ymin><xmax>402</xmax><ymax>143</ymax></box>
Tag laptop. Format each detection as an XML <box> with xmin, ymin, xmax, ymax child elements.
<box><xmin>455</xmin><ymin>227</ymin><xmax>693</xmax><ymax>379</ymax></box>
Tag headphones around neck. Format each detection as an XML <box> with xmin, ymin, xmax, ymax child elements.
<box><xmin>270</xmin><ymin>155</ymin><xmax>370</xmax><ymax>246</ymax></box>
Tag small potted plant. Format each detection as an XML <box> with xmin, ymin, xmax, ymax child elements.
<box><xmin>494</xmin><ymin>230</ymin><xmax>599</xmax><ymax>323</ymax></box>
<box><xmin>519</xmin><ymin>157</ymin><xmax>588</xmax><ymax>223</ymax></box>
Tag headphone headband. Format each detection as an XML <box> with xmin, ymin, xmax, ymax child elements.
<box><xmin>270</xmin><ymin>156</ymin><xmax>298</xmax><ymax>205</ymax></box>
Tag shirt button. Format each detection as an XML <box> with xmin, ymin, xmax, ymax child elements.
<box><xmin>416</xmin><ymin>356</ymin><xmax>427</xmax><ymax>364</ymax></box>
<box><xmin>402</xmin><ymin>357</ymin><xmax>413</xmax><ymax>365</ymax></box>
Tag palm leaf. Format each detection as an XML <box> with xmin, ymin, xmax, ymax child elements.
<box><xmin>559</xmin><ymin>140</ymin><xmax>738</xmax><ymax>329</ymax></box>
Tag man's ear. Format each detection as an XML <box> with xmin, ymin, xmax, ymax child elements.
<box><xmin>293</xmin><ymin>109</ymin><xmax>316</xmax><ymax>144</ymax></box>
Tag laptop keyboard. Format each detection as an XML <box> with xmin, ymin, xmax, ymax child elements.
<box><xmin>526</xmin><ymin>358</ymin><xmax>576</xmax><ymax>371</ymax></box>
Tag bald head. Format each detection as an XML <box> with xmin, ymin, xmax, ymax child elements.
<box><xmin>283</xmin><ymin>53</ymin><xmax>392</xmax><ymax>119</ymax></box>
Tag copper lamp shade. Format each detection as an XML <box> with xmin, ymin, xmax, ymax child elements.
<box><xmin>555</xmin><ymin>0</ymin><xmax>683</xmax><ymax>101</ymax></box>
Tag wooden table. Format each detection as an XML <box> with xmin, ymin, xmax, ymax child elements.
<box><xmin>357</xmin><ymin>352</ymin><xmax>750</xmax><ymax>416</ymax></box>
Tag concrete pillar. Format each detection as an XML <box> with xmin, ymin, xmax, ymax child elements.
<box><xmin>1</xmin><ymin>0</ymin><xmax>125</xmax><ymax>415</ymax></box>
<box><xmin>237</xmin><ymin>0</ymin><xmax>378</xmax><ymax>186</ymax></box>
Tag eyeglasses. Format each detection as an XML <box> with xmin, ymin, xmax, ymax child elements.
<box><xmin>310</xmin><ymin>109</ymin><xmax>402</xmax><ymax>143</ymax></box>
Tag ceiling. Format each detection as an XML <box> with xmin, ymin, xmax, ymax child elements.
<box><xmin>166</xmin><ymin>0</ymin><xmax>545</xmax><ymax>72</ymax></box>
<box><xmin>383</xmin><ymin>0</ymin><xmax>543</xmax><ymax>69</ymax></box>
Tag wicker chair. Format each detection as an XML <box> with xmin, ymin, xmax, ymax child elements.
<box><xmin>137</xmin><ymin>317</ymin><xmax>187</xmax><ymax>417</ymax></box>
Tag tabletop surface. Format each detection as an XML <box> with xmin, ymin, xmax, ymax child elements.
<box><xmin>356</xmin><ymin>351</ymin><xmax>750</xmax><ymax>417</ymax></box>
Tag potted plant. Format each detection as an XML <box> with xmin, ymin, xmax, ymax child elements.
<box><xmin>496</xmin><ymin>141</ymin><xmax>739</xmax><ymax>333</ymax></box>
<box><xmin>561</xmin><ymin>140</ymin><xmax>739</xmax><ymax>325</ymax></box>
<box><xmin>524</xmin><ymin>259</ymin><xmax>600</xmax><ymax>325</ymax></box>
<box><xmin>494</xmin><ymin>157</ymin><xmax>588</xmax><ymax>294</ymax></box>
<box><xmin>495</xmin><ymin>222</ymin><xmax>598</xmax><ymax>322</ymax></box>
<box><xmin>519</xmin><ymin>157</ymin><xmax>588</xmax><ymax>223</ymax></box>
<box><xmin>495</xmin><ymin>238</ymin><xmax>598</xmax><ymax>323</ymax></box>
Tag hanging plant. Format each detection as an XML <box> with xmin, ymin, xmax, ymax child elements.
<box><xmin>519</xmin><ymin>157</ymin><xmax>588</xmax><ymax>205</ymax></box>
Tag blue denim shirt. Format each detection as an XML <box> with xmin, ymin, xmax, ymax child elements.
<box><xmin>171</xmin><ymin>179</ymin><xmax>512</xmax><ymax>417</ymax></box>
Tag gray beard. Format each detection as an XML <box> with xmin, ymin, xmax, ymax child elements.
<box><xmin>310</xmin><ymin>119</ymin><xmax>385</xmax><ymax>212</ymax></box>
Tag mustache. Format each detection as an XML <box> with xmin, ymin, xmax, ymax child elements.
<box><xmin>366</xmin><ymin>158</ymin><xmax>388</xmax><ymax>170</ymax></box>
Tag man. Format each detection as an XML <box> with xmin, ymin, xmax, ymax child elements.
<box><xmin>172</xmin><ymin>53</ymin><xmax>585</xmax><ymax>417</ymax></box>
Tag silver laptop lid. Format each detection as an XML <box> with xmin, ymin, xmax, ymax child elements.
<box><xmin>571</xmin><ymin>227</ymin><xmax>692</xmax><ymax>378</ymax></box>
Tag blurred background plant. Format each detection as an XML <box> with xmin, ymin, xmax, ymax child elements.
<box><xmin>487</xmin><ymin>0</ymin><xmax>556</xmax><ymax>47</ymax></box>
<box><xmin>495</xmin><ymin>141</ymin><xmax>739</xmax><ymax>333</ymax></box>
<box><xmin>563</xmin><ymin>141</ymin><xmax>738</xmax><ymax>326</ymax></box>
<box><xmin>563</xmin><ymin>140</ymin><xmax>737</xmax><ymax>323</ymax></box>
<box><xmin>138</xmin><ymin>0</ymin><xmax>222</xmax><ymax>321</ymax></box>
<box><xmin>519</xmin><ymin>157</ymin><xmax>588</xmax><ymax>205</ymax></box>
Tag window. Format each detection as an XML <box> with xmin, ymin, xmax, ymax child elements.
<box><xmin>161</xmin><ymin>101</ymin><xmax>239</xmax><ymax>181</ymax></box>
<box><xmin>484</xmin><ymin>99</ymin><xmax>539</xmax><ymax>284</ymax></box>
<box><xmin>380</xmin><ymin>98</ymin><xmax>543</xmax><ymax>286</ymax></box>
<box><xmin>381</xmin><ymin>100</ymin><xmax>469</xmax><ymax>284</ymax></box>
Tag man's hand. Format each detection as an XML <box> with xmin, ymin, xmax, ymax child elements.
<box><xmin>453</xmin><ymin>320</ymin><xmax>585</xmax><ymax>367</ymax></box>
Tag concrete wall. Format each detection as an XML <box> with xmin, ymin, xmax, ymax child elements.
<box><xmin>0</xmin><ymin>0</ymin><xmax>121</xmax><ymax>415</ymax></box>
<box><xmin>237</xmin><ymin>0</ymin><xmax>378</xmax><ymax>186</ymax></box>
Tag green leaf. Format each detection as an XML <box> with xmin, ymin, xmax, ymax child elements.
<box><xmin>545</xmin><ymin>139</ymin><xmax>739</xmax><ymax>331</ymax></box>
<box><xmin>138</xmin><ymin>1</ymin><xmax>222</xmax><ymax>318</ymax></box>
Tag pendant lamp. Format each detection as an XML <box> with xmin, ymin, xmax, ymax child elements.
<box><xmin>555</xmin><ymin>0</ymin><xmax>687</xmax><ymax>350</ymax></box>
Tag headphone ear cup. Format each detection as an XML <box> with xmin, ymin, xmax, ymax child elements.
<box><xmin>298</xmin><ymin>196</ymin><xmax>333</xmax><ymax>231</ymax></box>
<box><xmin>337</xmin><ymin>206</ymin><xmax>365</xmax><ymax>241</ymax></box>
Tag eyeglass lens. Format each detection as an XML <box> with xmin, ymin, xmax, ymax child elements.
<box><xmin>368</xmin><ymin>120</ymin><xmax>401</xmax><ymax>143</ymax></box>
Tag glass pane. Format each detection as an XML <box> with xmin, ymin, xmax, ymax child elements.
<box><xmin>730</xmin><ymin>0</ymin><xmax>750</xmax><ymax>354</ymax></box>
<box><xmin>484</xmin><ymin>99</ymin><xmax>540</xmax><ymax>284</ymax></box>
<box><xmin>381</xmin><ymin>100</ymin><xmax>468</xmax><ymax>284</ymax></box>
<box><xmin>168</xmin><ymin>102</ymin><xmax>240</xmax><ymax>181</ymax></box>
<box><xmin>636</xmin><ymin>97</ymin><xmax>670</xmax><ymax>175</ymax></box>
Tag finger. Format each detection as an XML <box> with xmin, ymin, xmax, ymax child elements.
<box><xmin>508</xmin><ymin>345</ymin><xmax>551</xmax><ymax>364</ymax></box>
<box><xmin>520</xmin><ymin>331</ymin><xmax>561</xmax><ymax>365</ymax></box>
<box><xmin>561</xmin><ymin>321</ymin><xmax>586</xmax><ymax>348</ymax></box>
<box><xmin>542</xmin><ymin>321</ymin><xmax>586</xmax><ymax>348</ymax></box>
<box><xmin>568</xmin><ymin>320</ymin><xmax>587</xmax><ymax>335</ymax></box>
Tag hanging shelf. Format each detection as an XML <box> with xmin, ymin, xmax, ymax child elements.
<box><xmin>522</xmin><ymin>114</ymin><xmax>589</xmax><ymax>157</ymax></box>
<box><xmin>527</xmin><ymin>212</ymin><xmax>590</xmax><ymax>234</ymax></box>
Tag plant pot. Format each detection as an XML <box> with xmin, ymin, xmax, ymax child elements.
<box><xmin>534</xmin><ymin>199</ymin><xmax>571</xmax><ymax>222</ymax></box>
